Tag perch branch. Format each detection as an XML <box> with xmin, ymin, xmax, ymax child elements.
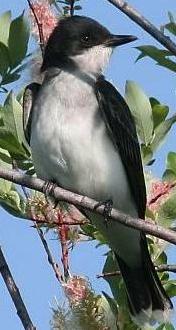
<box><xmin>0</xmin><ymin>168</ymin><xmax>176</xmax><ymax>245</ymax></box>
<box><xmin>107</xmin><ymin>0</ymin><xmax>176</xmax><ymax>56</ymax></box>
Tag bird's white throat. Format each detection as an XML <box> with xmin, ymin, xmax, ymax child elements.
<box><xmin>70</xmin><ymin>45</ymin><xmax>112</xmax><ymax>76</ymax></box>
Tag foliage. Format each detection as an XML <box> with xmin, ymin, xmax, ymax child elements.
<box><xmin>125</xmin><ymin>81</ymin><xmax>176</xmax><ymax>165</ymax></box>
<box><xmin>136</xmin><ymin>12</ymin><xmax>176</xmax><ymax>72</ymax></box>
<box><xmin>0</xmin><ymin>4</ymin><xmax>176</xmax><ymax>330</ymax></box>
<box><xmin>0</xmin><ymin>11</ymin><xmax>30</xmax><ymax>90</ymax></box>
<box><xmin>51</xmin><ymin>286</ymin><xmax>117</xmax><ymax>330</ymax></box>
<box><xmin>52</xmin><ymin>0</ymin><xmax>82</xmax><ymax>15</ymax></box>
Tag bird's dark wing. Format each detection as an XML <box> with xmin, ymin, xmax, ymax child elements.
<box><xmin>95</xmin><ymin>77</ymin><xmax>146</xmax><ymax>219</ymax></box>
<box><xmin>23</xmin><ymin>83</ymin><xmax>41</xmax><ymax>145</ymax></box>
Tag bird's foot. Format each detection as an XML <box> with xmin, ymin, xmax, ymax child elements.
<box><xmin>94</xmin><ymin>199</ymin><xmax>113</xmax><ymax>226</ymax></box>
<box><xmin>42</xmin><ymin>180</ymin><xmax>58</xmax><ymax>208</ymax></box>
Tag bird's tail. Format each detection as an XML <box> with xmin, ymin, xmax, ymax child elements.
<box><xmin>116</xmin><ymin>235</ymin><xmax>173</xmax><ymax>327</ymax></box>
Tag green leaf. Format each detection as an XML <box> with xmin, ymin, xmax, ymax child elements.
<box><xmin>15</xmin><ymin>159</ymin><xmax>33</xmax><ymax>171</ymax></box>
<box><xmin>156</xmin><ymin>323</ymin><xmax>175</xmax><ymax>330</ymax></box>
<box><xmin>97</xmin><ymin>294</ymin><xmax>118</xmax><ymax>330</ymax></box>
<box><xmin>157</xmin><ymin>191</ymin><xmax>176</xmax><ymax>228</ymax></box>
<box><xmin>163</xmin><ymin>152</ymin><xmax>176</xmax><ymax>181</ymax></box>
<box><xmin>74</xmin><ymin>5</ymin><xmax>82</xmax><ymax>10</ymax></box>
<box><xmin>168</xmin><ymin>11</ymin><xmax>175</xmax><ymax>23</ymax></box>
<box><xmin>94</xmin><ymin>230</ymin><xmax>108</xmax><ymax>246</ymax></box>
<box><xmin>165</xmin><ymin>22</ymin><xmax>176</xmax><ymax>36</ymax></box>
<box><xmin>150</xmin><ymin>115</ymin><xmax>176</xmax><ymax>152</ymax></box>
<box><xmin>1</xmin><ymin>72</ymin><xmax>20</xmax><ymax>85</ymax></box>
<box><xmin>164</xmin><ymin>280</ymin><xmax>176</xmax><ymax>298</ymax></box>
<box><xmin>0</xmin><ymin>42</ymin><xmax>10</xmax><ymax>76</ymax></box>
<box><xmin>141</xmin><ymin>144</ymin><xmax>153</xmax><ymax>165</ymax></box>
<box><xmin>82</xmin><ymin>223</ymin><xmax>97</xmax><ymax>238</ymax></box>
<box><xmin>8</xmin><ymin>13</ymin><xmax>30</xmax><ymax>69</ymax></box>
<box><xmin>0</xmin><ymin>129</ymin><xmax>27</xmax><ymax>157</ymax></box>
<box><xmin>0</xmin><ymin>149</ymin><xmax>12</xmax><ymax>164</ymax></box>
<box><xmin>166</xmin><ymin>152</ymin><xmax>176</xmax><ymax>174</ymax></box>
<box><xmin>136</xmin><ymin>46</ymin><xmax>176</xmax><ymax>72</ymax></box>
<box><xmin>103</xmin><ymin>251</ymin><xmax>120</xmax><ymax>302</ymax></box>
<box><xmin>0</xmin><ymin>11</ymin><xmax>11</xmax><ymax>46</ymax></box>
<box><xmin>125</xmin><ymin>81</ymin><xmax>154</xmax><ymax>145</ymax></box>
<box><xmin>3</xmin><ymin>91</ymin><xmax>25</xmax><ymax>144</ymax></box>
<box><xmin>26</xmin><ymin>168</ymin><xmax>35</xmax><ymax>175</ymax></box>
<box><xmin>0</xmin><ymin>188</ymin><xmax>26</xmax><ymax>218</ymax></box>
<box><xmin>102</xmin><ymin>291</ymin><xmax>118</xmax><ymax>317</ymax></box>
<box><xmin>0</xmin><ymin>91</ymin><xmax>31</xmax><ymax>160</ymax></box>
<box><xmin>0</xmin><ymin>148</ymin><xmax>25</xmax><ymax>218</ymax></box>
<box><xmin>150</xmin><ymin>98</ymin><xmax>169</xmax><ymax>128</ymax></box>
<box><xmin>163</xmin><ymin>169</ymin><xmax>176</xmax><ymax>182</ymax></box>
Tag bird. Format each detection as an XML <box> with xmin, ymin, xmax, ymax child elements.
<box><xmin>23</xmin><ymin>15</ymin><xmax>173</xmax><ymax>326</ymax></box>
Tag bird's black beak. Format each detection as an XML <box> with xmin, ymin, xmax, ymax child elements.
<box><xmin>104</xmin><ymin>34</ymin><xmax>137</xmax><ymax>47</ymax></box>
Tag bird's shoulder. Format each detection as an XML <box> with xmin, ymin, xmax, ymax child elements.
<box><xmin>23</xmin><ymin>82</ymin><xmax>41</xmax><ymax>145</ymax></box>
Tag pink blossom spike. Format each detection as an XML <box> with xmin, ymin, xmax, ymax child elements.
<box><xmin>29</xmin><ymin>0</ymin><xmax>58</xmax><ymax>44</ymax></box>
<box><xmin>147</xmin><ymin>180</ymin><xmax>176</xmax><ymax>213</ymax></box>
<box><xmin>63</xmin><ymin>276</ymin><xmax>89</xmax><ymax>306</ymax></box>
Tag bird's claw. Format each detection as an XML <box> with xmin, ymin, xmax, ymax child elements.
<box><xmin>94</xmin><ymin>199</ymin><xmax>113</xmax><ymax>226</ymax></box>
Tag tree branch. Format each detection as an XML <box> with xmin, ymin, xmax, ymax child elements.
<box><xmin>107</xmin><ymin>0</ymin><xmax>176</xmax><ymax>56</ymax></box>
<box><xmin>0</xmin><ymin>168</ymin><xmax>176</xmax><ymax>245</ymax></box>
<box><xmin>0</xmin><ymin>246</ymin><xmax>36</xmax><ymax>330</ymax></box>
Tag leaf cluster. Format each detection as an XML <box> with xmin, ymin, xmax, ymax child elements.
<box><xmin>125</xmin><ymin>81</ymin><xmax>176</xmax><ymax>166</ymax></box>
<box><xmin>0</xmin><ymin>11</ymin><xmax>30</xmax><ymax>90</ymax></box>
<box><xmin>136</xmin><ymin>12</ymin><xmax>176</xmax><ymax>73</ymax></box>
<box><xmin>55</xmin><ymin>0</ymin><xmax>82</xmax><ymax>15</ymax></box>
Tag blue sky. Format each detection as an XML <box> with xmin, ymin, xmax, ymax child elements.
<box><xmin>0</xmin><ymin>0</ymin><xmax>176</xmax><ymax>329</ymax></box>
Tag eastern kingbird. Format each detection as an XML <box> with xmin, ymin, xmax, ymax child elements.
<box><xmin>23</xmin><ymin>16</ymin><xmax>173</xmax><ymax>326</ymax></box>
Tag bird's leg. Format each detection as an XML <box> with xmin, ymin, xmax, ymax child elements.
<box><xmin>94</xmin><ymin>199</ymin><xmax>113</xmax><ymax>225</ymax></box>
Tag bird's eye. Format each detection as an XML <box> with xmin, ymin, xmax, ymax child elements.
<box><xmin>81</xmin><ymin>35</ymin><xmax>90</xmax><ymax>43</ymax></box>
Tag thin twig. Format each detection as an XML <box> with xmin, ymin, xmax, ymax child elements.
<box><xmin>97</xmin><ymin>264</ymin><xmax>176</xmax><ymax>278</ymax></box>
<box><xmin>107</xmin><ymin>0</ymin><xmax>176</xmax><ymax>56</ymax></box>
<box><xmin>0</xmin><ymin>246</ymin><xmax>36</xmax><ymax>330</ymax></box>
<box><xmin>29</xmin><ymin>206</ymin><xmax>64</xmax><ymax>284</ymax></box>
<box><xmin>70</xmin><ymin>0</ymin><xmax>75</xmax><ymax>16</ymax></box>
<box><xmin>56</xmin><ymin>211</ymin><xmax>70</xmax><ymax>279</ymax></box>
<box><xmin>58</xmin><ymin>225</ymin><xmax>70</xmax><ymax>279</ymax></box>
<box><xmin>32</xmin><ymin>218</ymin><xmax>88</xmax><ymax>226</ymax></box>
<box><xmin>0</xmin><ymin>168</ymin><xmax>176</xmax><ymax>246</ymax></box>
<box><xmin>27</xmin><ymin>0</ymin><xmax>45</xmax><ymax>56</ymax></box>
<box><xmin>35</xmin><ymin>225</ymin><xmax>64</xmax><ymax>283</ymax></box>
<box><xmin>97</xmin><ymin>271</ymin><xmax>121</xmax><ymax>278</ymax></box>
<box><xmin>156</xmin><ymin>264</ymin><xmax>176</xmax><ymax>273</ymax></box>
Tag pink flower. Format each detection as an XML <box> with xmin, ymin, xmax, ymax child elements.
<box><xmin>63</xmin><ymin>276</ymin><xmax>89</xmax><ymax>306</ymax></box>
<box><xmin>147</xmin><ymin>180</ymin><xmax>175</xmax><ymax>213</ymax></box>
<box><xmin>29</xmin><ymin>0</ymin><xmax>58</xmax><ymax>43</ymax></box>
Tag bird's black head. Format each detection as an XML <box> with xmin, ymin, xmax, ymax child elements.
<box><xmin>41</xmin><ymin>15</ymin><xmax>137</xmax><ymax>75</ymax></box>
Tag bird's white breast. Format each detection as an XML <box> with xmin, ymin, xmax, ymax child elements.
<box><xmin>31</xmin><ymin>70</ymin><xmax>130</xmax><ymax>207</ymax></box>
